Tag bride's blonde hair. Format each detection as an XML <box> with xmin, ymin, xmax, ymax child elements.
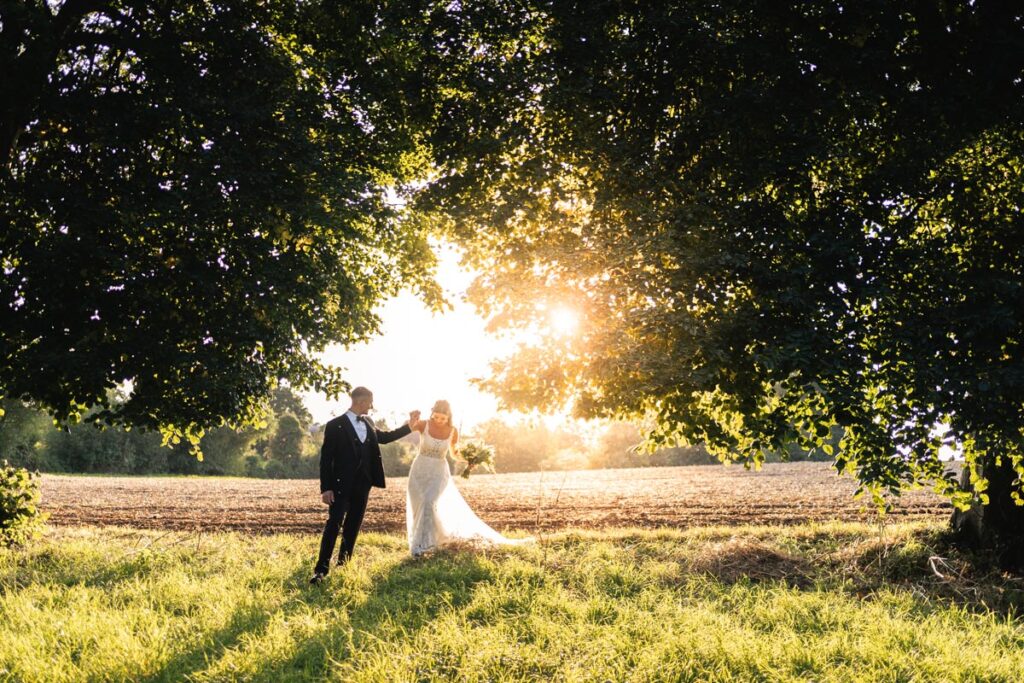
<box><xmin>431</xmin><ymin>400</ymin><xmax>453</xmax><ymax>424</ymax></box>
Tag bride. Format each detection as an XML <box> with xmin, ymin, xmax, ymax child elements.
<box><xmin>406</xmin><ymin>400</ymin><xmax>530</xmax><ymax>556</ymax></box>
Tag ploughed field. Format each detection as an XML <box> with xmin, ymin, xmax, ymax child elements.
<box><xmin>40</xmin><ymin>462</ymin><xmax>953</xmax><ymax>534</ymax></box>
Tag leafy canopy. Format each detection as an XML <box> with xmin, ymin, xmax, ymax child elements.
<box><xmin>1</xmin><ymin>0</ymin><xmax>442</xmax><ymax>445</ymax></box>
<box><xmin>417</xmin><ymin>0</ymin><xmax>1024</xmax><ymax>507</ymax></box>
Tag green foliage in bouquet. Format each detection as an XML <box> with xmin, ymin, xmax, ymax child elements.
<box><xmin>458</xmin><ymin>442</ymin><xmax>495</xmax><ymax>479</ymax></box>
<box><xmin>0</xmin><ymin>460</ymin><xmax>47</xmax><ymax>547</ymax></box>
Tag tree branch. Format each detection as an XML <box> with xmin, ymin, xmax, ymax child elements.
<box><xmin>2</xmin><ymin>0</ymin><xmax>119</xmax><ymax>169</ymax></box>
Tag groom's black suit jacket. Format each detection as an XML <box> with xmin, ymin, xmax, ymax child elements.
<box><xmin>319</xmin><ymin>414</ymin><xmax>411</xmax><ymax>494</ymax></box>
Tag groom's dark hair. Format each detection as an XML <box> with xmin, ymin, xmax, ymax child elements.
<box><xmin>350</xmin><ymin>386</ymin><xmax>372</xmax><ymax>400</ymax></box>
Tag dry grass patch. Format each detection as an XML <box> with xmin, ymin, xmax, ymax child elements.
<box><xmin>685</xmin><ymin>537</ymin><xmax>814</xmax><ymax>588</ymax></box>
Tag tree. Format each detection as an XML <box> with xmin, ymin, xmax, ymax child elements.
<box><xmin>1</xmin><ymin>386</ymin><xmax>265</xmax><ymax>474</ymax></box>
<box><xmin>44</xmin><ymin>418</ymin><xmax>166</xmax><ymax>473</ymax></box>
<box><xmin>0</xmin><ymin>399</ymin><xmax>54</xmax><ymax>470</ymax></box>
<box><xmin>374</xmin><ymin>418</ymin><xmax>416</xmax><ymax>476</ymax></box>
<box><xmin>418</xmin><ymin>2</ymin><xmax>1024</xmax><ymax>566</ymax></box>
<box><xmin>269</xmin><ymin>386</ymin><xmax>312</xmax><ymax>431</ymax></box>
<box><xmin>590</xmin><ymin>421</ymin><xmax>715</xmax><ymax>469</ymax></box>
<box><xmin>268</xmin><ymin>413</ymin><xmax>304</xmax><ymax>464</ymax></box>
<box><xmin>1</xmin><ymin>1</ymin><xmax>442</xmax><ymax>445</ymax></box>
<box><xmin>194</xmin><ymin>423</ymin><xmax>263</xmax><ymax>476</ymax></box>
<box><xmin>475</xmin><ymin>417</ymin><xmax>585</xmax><ymax>472</ymax></box>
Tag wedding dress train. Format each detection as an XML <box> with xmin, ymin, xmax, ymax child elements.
<box><xmin>406</xmin><ymin>429</ymin><xmax>529</xmax><ymax>556</ymax></box>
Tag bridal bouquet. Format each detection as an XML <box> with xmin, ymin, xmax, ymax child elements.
<box><xmin>457</xmin><ymin>442</ymin><xmax>495</xmax><ymax>478</ymax></box>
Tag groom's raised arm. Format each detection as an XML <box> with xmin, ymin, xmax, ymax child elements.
<box><xmin>374</xmin><ymin>422</ymin><xmax>412</xmax><ymax>445</ymax></box>
<box><xmin>374</xmin><ymin>410</ymin><xmax>418</xmax><ymax>445</ymax></box>
<box><xmin>319</xmin><ymin>422</ymin><xmax>339</xmax><ymax>494</ymax></box>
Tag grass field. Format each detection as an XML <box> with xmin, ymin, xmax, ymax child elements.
<box><xmin>2</xmin><ymin>521</ymin><xmax>1023</xmax><ymax>682</ymax></box>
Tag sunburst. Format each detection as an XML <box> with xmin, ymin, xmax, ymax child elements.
<box><xmin>548</xmin><ymin>305</ymin><xmax>580</xmax><ymax>337</ymax></box>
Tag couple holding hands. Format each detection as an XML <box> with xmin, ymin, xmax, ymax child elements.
<box><xmin>311</xmin><ymin>386</ymin><xmax>527</xmax><ymax>584</ymax></box>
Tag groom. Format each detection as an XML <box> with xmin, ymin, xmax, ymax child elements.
<box><xmin>310</xmin><ymin>386</ymin><xmax>419</xmax><ymax>584</ymax></box>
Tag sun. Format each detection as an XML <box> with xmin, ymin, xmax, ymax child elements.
<box><xmin>548</xmin><ymin>305</ymin><xmax>580</xmax><ymax>336</ymax></box>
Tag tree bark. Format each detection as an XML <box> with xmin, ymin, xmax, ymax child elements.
<box><xmin>951</xmin><ymin>457</ymin><xmax>1024</xmax><ymax>571</ymax></box>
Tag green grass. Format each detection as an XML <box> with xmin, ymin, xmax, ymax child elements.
<box><xmin>1</xmin><ymin>522</ymin><xmax>1023</xmax><ymax>682</ymax></box>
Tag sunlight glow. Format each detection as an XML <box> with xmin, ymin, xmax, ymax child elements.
<box><xmin>301</xmin><ymin>242</ymin><xmax>579</xmax><ymax>432</ymax></box>
<box><xmin>548</xmin><ymin>305</ymin><xmax>580</xmax><ymax>337</ymax></box>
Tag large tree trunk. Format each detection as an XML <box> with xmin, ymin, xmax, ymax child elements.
<box><xmin>951</xmin><ymin>457</ymin><xmax>1024</xmax><ymax>571</ymax></box>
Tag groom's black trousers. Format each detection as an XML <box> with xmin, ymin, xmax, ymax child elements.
<box><xmin>315</xmin><ymin>471</ymin><xmax>372</xmax><ymax>573</ymax></box>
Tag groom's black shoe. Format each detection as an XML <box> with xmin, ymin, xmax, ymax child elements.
<box><xmin>309</xmin><ymin>571</ymin><xmax>327</xmax><ymax>585</ymax></box>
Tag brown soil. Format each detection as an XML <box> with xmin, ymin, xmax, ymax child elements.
<box><xmin>40</xmin><ymin>462</ymin><xmax>952</xmax><ymax>535</ymax></box>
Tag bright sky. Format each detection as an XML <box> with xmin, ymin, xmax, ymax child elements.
<box><xmin>300</xmin><ymin>244</ymin><xmax>527</xmax><ymax>433</ymax></box>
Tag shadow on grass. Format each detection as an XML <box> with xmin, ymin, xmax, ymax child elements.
<box><xmin>2</xmin><ymin>543</ymin><xmax>190</xmax><ymax>592</ymax></box>
<box><xmin>139</xmin><ymin>600</ymin><xmax>282</xmax><ymax>683</ymax></box>
<box><xmin>674</xmin><ymin>527</ymin><xmax>1024</xmax><ymax>617</ymax></box>
<box><xmin>37</xmin><ymin>527</ymin><xmax>1020</xmax><ymax>681</ymax></box>
<box><xmin>835</xmin><ymin>528</ymin><xmax>1024</xmax><ymax>617</ymax></box>
<box><xmin>141</xmin><ymin>547</ymin><xmax>496</xmax><ymax>682</ymax></box>
<box><xmin>684</xmin><ymin>537</ymin><xmax>816</xmax><ymax>589</ymax></box>
<box><xmin>269</xmin><ymin>549</ymin><xmax>495</xmax><ymax>680</ymax></box>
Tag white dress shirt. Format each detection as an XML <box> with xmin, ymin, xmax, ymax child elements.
<box><xmin>345</xmin><ymin>410</ymin><xmax>367</xmax><ymax>443</ymax></box>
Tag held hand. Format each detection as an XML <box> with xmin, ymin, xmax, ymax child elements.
<box><xmin>408</xmin><ymin>410</ymin><xmax>421</xmax><ymax>428</ymax></box>
<box><xmin>322</xmin><ymin>490</ymin><xmax>335</xmax><ymax>505</ymax></box>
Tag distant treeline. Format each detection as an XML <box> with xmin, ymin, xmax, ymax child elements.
<box><xmin>0</xmin><ymin>392</ymin><xmax>831</xmax><ymax>477</ymax></box>
<box><xmin>0</xmin><ymin>388</ymin><xmax>331</xmax><ymax>478</ymax></box>
<box><xmin>473</xmin><ymin>419</ymin><xmax>832</xmax><ymax>473</ymax></box>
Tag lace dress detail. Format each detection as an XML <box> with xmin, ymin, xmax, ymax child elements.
<box><xmin>405</xmin><ymin>429</ymin><xmax>529</xmax><ymax>556</ymax></box>
<box><xmin>417</xmin><ymin>431</ymin><xmax>450</xmax><ymax>459</ymax></box>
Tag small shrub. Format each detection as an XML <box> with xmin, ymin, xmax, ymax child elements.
<box><xmin>0</xmin><ymin>460</ymin><xmax>47</xmax><ymax>547</ymax></box>
<box><xmin>262</xmin><ymin>459</ymin><xmax>291</xmax><ymax>479</ymax></box>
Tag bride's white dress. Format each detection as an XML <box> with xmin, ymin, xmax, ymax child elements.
<box><xmin>406</xmin><ymin>428</ymin><xmax>528</xmax><ymax>555</ymax></box>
